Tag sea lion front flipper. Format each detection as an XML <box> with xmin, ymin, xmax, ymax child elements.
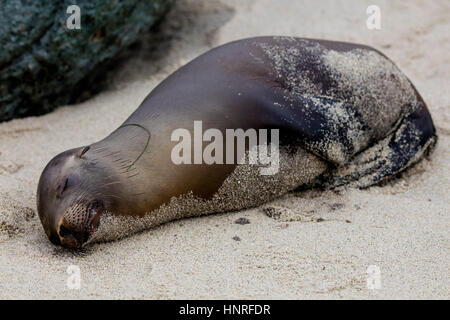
<box><xmin>314</xmin><ymin>104</ymin><xmax>438</xmax><ymax>189</ymax></box>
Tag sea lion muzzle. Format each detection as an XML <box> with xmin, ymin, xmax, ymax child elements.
<box><xmin>57</xmin><ymin>200</ymin><xmax>104</xmax><ymax>248</ymax></box>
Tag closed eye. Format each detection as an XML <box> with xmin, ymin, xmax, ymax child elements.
<box><xmin>62</xmin><ymin>178</ymin><xmax>69</xmax><ymax>192</ymax></box>
<box><xmin>57</xmin><ymin>178</ymin><xmax>69</xmax><ymax>198</ymax></box>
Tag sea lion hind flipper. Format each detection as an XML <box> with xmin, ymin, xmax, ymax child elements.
<box><xmin>311</xmin><ymin>105</ymin><xmax>438</xmax><ymax>189</ymax></box>
<box><xmin>275</xmin><ymin>95</ymin><xmax>371</xmax><ymax>165</ymax></box>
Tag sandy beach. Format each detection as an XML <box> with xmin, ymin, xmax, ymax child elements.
<box><xmin>0</xmin><ymin>0</ymin><xmax>448</xmax><ymax>299</ymax></box>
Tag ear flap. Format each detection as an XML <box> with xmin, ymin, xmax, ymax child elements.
<box><xmin>78</xmin><ymin>146</ymin><xmax>90</xmax><ymax>158</ymax></box>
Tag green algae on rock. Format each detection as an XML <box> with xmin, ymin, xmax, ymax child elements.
<box><xmin>0</xmin><ymin>0</ymin><xmax>174</xmax><ymax>122</ymax></box>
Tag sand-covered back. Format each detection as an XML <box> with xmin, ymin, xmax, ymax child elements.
<box><xmin>0</xmin><ymin>0</ymin><xmax>448</xmax><ymax>299</ymax></box>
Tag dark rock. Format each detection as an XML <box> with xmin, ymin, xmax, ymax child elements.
<box><xmin>232</xmin><ymin>236</ymin><xmax>241</xmax><ymax>241</ymax></box>
<box><xmin>329</xmin><ymin>202</ymin><xmax>345</xmax><ymax>211</ymax></box>
<box><xmin>0</xmin><ymin>0</ymin><xmax>174</xmax><ymax>122</ymax></box>
<box><xmin>234</xmin><ymin>217</ymin><xmax>250</xmax><ymax>225</ymax></box>
<box><xmin>263</xmin><ymin>207</ymin><xmax>281</xmax><ymax>219</ymax></box>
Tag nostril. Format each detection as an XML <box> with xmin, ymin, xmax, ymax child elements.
<box><xmin>58</xmin><ymin>223</ymin><xmax>82</xmax><ymax>248</ymax></box>
<box><xmin>59</xmin><ymin>225</ymin><xmax>72</xmax><ymax>237</ymax></box>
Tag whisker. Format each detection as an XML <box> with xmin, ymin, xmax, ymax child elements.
<box><xmin>99</xmin><ymin>181</ymin><xmax>122</xmax><ymax>187</ymax></box>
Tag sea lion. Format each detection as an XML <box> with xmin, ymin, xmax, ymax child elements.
<box><xmin>37</xmin><ymin>37</ymin><xmax>437</xmax><ymax>248</ymax></box>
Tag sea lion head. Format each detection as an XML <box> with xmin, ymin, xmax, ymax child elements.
<box><xmin>37</xmin><ymin>146</ymin><xmax>112</xmax><ymax>248</ymax></box>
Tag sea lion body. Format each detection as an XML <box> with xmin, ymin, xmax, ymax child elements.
<box><xmin>37</xmin><ymin>37</ymin><xmax>437</xmax><ymax>248</ymax></box>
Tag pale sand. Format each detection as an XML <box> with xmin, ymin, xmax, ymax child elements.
<box><xmin>0</xmin><ymin>0</ymin><xmax>448</xmax><ymax>299</ymax></box>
